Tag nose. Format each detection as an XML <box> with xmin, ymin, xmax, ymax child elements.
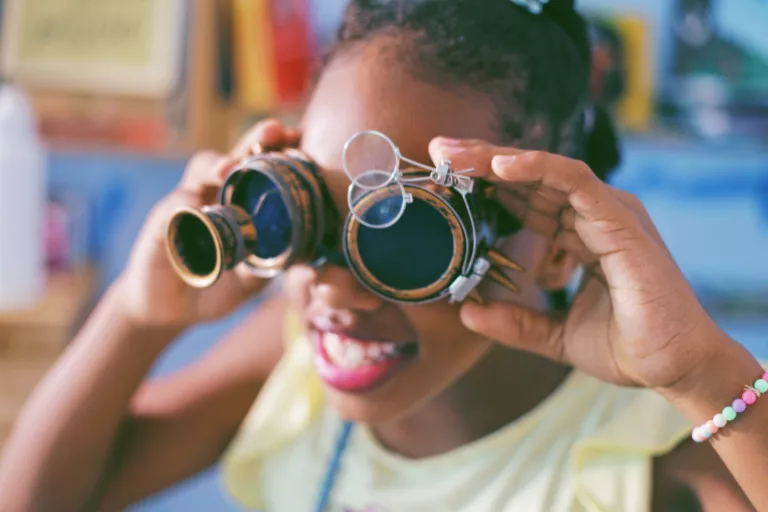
<box><xmin>311</xmin><ymin>264</ymin><xmax>383</xmax><ymax>312</ymax></box>
<box><xmin>285</xmin><ymin>262</ymin><xmax>384</xmax><ymax>315</ymax></box>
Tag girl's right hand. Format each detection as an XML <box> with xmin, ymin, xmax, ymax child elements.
<box><xmin>115</xmin><ymin>119</ymin><xmax>301</xmax><ymax>328</ymax></box>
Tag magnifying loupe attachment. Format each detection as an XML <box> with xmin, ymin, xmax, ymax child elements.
<box><xmin>166</xmin><ymin>149</ymin><xmax>338</xmax><ymax>288</ymax></box>
<box><xmin>342</xmin><ymin>130</ymin><xmax>400</xmax><ymax>189</ymax></box>
<box><xmin>347</xmin><ymin>172</ymin><xmax>409</xmax><ymax>229</ymax></box>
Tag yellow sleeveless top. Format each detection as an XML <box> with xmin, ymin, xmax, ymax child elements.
<box><xmin>221</xmin><ymin>312</ymin><xmax>691</xmax><ymax>512</ymax></box>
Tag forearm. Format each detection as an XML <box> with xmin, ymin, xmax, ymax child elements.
<box><xmin>0</xmin><ymin>282</ymin><xmax>181</xmax><ymax>510</ymax></box>
<box><xmin>661</xmin><ymin>330</ymin><xmax>768</xmax><ymax>511</ymax></box>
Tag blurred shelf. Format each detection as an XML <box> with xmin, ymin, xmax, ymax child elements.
<box><xmin>46</xmin><ymin>142</ymin><xmax>193</xmax><ymax>162</ymax></box>
<box><xmin>0</xmin><ymin>265</ymin><xmax>100</xmax><ymax>447</ymax></box>
<box><xmin>0</xmin><ymin>265</ymin><xmax>98</xmax><ymax>332</ymax></box>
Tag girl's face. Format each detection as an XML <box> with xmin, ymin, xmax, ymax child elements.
<box><xmin>286</xmin><ymin>43</ymin><xmax>560</xmax><ymax>424</ymax></box>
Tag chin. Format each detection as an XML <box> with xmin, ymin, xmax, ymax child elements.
<box><xmin>322</xmin><ymin>386</ymin><xmax>418</xmax><ymax>424</ymax></box>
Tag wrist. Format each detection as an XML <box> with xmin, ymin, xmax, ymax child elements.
<box><xmin>103</xmin><ymin>278</ymin><xmax>187</xmax><ymax>344</ymax></box>
<box><xmin>657</xmin><ymin>326</ymin><xmax>762</xmax><ymax>423</ymax></box>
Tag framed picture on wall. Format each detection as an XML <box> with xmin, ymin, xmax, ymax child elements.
<box><xmin>0</xmin><ymin>0</ymin><xmax>186</xmax><ymax>98</ymax></box>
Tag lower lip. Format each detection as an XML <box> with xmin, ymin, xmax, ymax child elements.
<box><xmin>312</xmin><ymin>331</ymin><xmax>414</xmax><ymax>393</ymax></box>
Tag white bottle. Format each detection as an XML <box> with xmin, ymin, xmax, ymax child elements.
<box><xmin>0</xmin><ymin>84</ymin><xmax>46</xmax><ymax>311</ymax></box>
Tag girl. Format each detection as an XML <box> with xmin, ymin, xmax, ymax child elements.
<box><xmin>0</xmin><ymin>1</ymin><xmax>764</xmax><ymax>510</ymax></box>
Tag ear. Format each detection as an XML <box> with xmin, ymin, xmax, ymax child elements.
<box><xmin>536</xmin><ymin>242</ymin><xmax>580</xmax><ymax>290</ymax></box>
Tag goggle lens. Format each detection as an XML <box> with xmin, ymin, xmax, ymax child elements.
<box><xmin>231</xmin><ymin>171</ymin><xmax>292</xmax><ymax>258</ymax></box>
<box><xmin>356</xmin><ymin>196</ymin><xmax>455</xmax><ymax>290</ymax></box>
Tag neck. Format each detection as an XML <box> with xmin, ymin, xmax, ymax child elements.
<box><xmin>371</xmin><ymin>347</ymin><xmax>571</xmax><ymax>458</ymax></box>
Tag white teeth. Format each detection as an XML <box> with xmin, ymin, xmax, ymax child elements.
<box><xmin>346</xmin><ymin>343</ymin><xmax>365</xmax><ymax>366</ymax></box>
<box><xmin>322</xmin><ymin>333</ymin><xmax>398</xmax><ymax>369</ymax></box>
<box><xmin>367</xmin><ymin>345</ymin><xmax>383</xmax><ymax>358</ymax></box>
<box><xmin>325</xmin><ymin>333</ymin><xmax>343</xmax><ymax>352</ymax></box>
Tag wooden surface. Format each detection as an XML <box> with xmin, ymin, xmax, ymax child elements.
<box><xmin>0</xmin><ymin>266</ymin><xmax>99</xmax><ymax>447</ymax></box>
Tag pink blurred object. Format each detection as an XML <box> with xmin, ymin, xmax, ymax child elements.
<box><xmin>45</xmin><ymin>201</ymin><xmax>71</xmax><ymax>271</ymax></box>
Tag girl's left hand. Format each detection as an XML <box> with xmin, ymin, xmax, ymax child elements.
<box><xmin>429</xmin><ymin>138</ymin><xmax>740</xmax><ymax>395</ymax></box>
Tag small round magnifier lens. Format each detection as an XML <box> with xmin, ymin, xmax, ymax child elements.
<box><xmin>342</xmin><ymin>130</ymin><xmax>400</xmax><ymax>189</ymax></box>
<box><xmin>348</xmin><ymin>176</ymin><xmax>407</xmax><ymax>229</ymax></box>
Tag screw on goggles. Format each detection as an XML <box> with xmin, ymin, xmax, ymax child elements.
<box><xmin>165</xmin><ymin>131</ymin><xmax>524</xmax><ymax>303</ymax></box>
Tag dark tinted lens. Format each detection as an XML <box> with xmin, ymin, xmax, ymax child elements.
<box><xmin>356</xmin><ymin>197</ymin><xmax>454</xmax><ymax>290</ymax></box>
<box><xmin>173</xmin><ymin>215</ymin><xmax>217</xmax><ymax>276</ymax></box>
<box><xmin>231</xmin><ymin>171</ymin><xmax>292</xmax><ymax>258</ymax></box>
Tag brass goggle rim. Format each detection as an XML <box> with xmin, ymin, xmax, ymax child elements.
<box><xmin>343</xmin><ymin>184</ymin><xmax>469</xmax><ymax>304</ymax></box>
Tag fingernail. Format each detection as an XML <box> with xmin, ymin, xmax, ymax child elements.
<box><xmin>493</xmin><ymin>155</ymin><xmax>517</xmax><ymax>168</ymax></box>
<box><xmin>436</xmin><ymin>137</ymin><xmax>464</xmax><ymax>146</ymax></box>
<box><xmin>439</xmin><ymin>146</ymin><xmax>465</xmax><ymax>157</ymax></box>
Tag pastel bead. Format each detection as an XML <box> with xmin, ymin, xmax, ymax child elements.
<box><xmin>723</xmin><ymin>406</ymin><xmax>737</xmax><ymax>421</ymax></box>
<box><xmin>755</xmin><ymin>379</ymin><xmax>768</xmax><ymax>394</ymax></box>
<box><xmin>762</xmin><ymin>371</ymin><xmax>768</xmax><ymax>382</ymax></box>
<box><xmin>713</xmin><ymin>414</ymin><xmax>727</xmax><ymax>428</ymax></box>
<box><xmin>692</xmin><ymin>428</ymin><xmax>705</xmax><ymax>443</ymax></box>
<box><xmin>705</xmin><ymin>420</ymin><xmax>719</xmax><ymax>434</ymax></box>
<box><xmin>742</xmin><ymin>390</ymin><xmax>757</xmax><ymax>405</ymax></box>
<box><xmin>700</xmin><ymin>426</ymin><xmax>712</xmax><ymax>439</ymax></box>
<box><xmin>733</xmin><ymin>399</ymin><xmax>747</xmax><ymax>413</ymax></box>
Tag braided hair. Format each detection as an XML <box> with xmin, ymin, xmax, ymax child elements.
<box><xmin>322</xmin><ymin>0</ymin><xmax>621</xmax><ymax>180</ymax></box>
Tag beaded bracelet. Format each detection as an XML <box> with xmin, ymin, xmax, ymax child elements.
<box><xmin>692</xmin><ymin>371</ymin><xmax>768</xmax><ymax>443</ymax></box>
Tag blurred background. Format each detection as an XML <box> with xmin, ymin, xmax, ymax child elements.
<box><xmin>0</xmin><ymin>0</ymin><xmax>766</xmax><ymax>509</ymax></box>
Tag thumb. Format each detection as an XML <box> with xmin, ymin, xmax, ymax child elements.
<box><xmin>460</xmin><ymin>301</ymin><xmax>567</xmax><ymax>363</ymax></box>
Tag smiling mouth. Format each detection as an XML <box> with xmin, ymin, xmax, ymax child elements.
<box><xmin>311</xmin><ymin>330</ymin><xmax>419</xmax><ymax>393</ymax></box>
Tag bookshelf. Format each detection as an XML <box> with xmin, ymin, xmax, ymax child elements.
<box><xmin>0</xmin><ymin>0</ymin><xmax>318</xmax><ymax>157</ymax></box>
<box><xmin>0</xmin><ymin>0</ymin><xmax>230</xmax><ymax>155</ymax></box>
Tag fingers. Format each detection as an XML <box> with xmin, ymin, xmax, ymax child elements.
<box><xmin>491</xmin><ymin>151</ymin><xmax>623</xmax><ymax>226</ymax></box>
<box><xmin>431</xmin><ymin>136</ymin><xmax>633</xmax><ymax>226</ymax></box>
<box><xmin>178</xmin><ymin>118</ymin><xmax>302</xmax><ymax>199</ymax></box>
<box><xmin>494</xmin><ymin>189</ymin><xmax>598</xmax><ymax>265</ymax></box>
<box><xmin>430</xmin><ymin>137</ymin><xmax>675</xmax><ymax>293</ymax></box>
<box><xmin>608</xmin><ymin>186</ymin><xmax>666</xmax><ymax>246</ymax></box>
<box><xmin>285</xmin><ymin>128</ymin><xmax>302</xmax><ymax>147</ymax></box>
<box><xmin>460</xmin><ymin>301</ymin><xmax>567</xmax><ymax>364</ymax></box>
<box><xmin>179</xmin><ymin>151</ymin><xmax>232</xmax><ymax>195</ymax></box>
<box><xmin>231</xmin><ymin>118</ymin><xmax>301</xmax><ymax>158</ymax></box>
<box><xmin>430</xmin><ymin>137</ymin><xmax>643</xmax><ymax>248</ymax></box>
<box><xmin>428</xmin><ymin>137</ymin><xmax>523</xmax><ymax>181</ymax></box>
